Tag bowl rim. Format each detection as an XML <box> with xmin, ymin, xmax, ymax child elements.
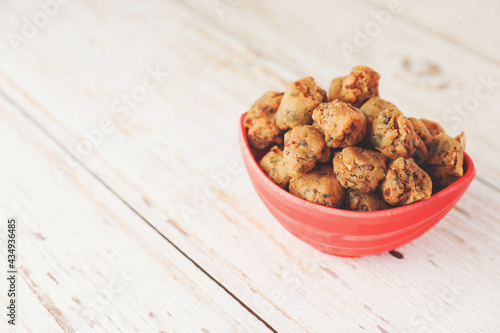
<box><xmin>240</xmin><ymin>112</ymin><xmax>476</xmax><ymax>219</ymax></box>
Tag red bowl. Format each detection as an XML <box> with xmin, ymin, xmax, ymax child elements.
<box><xmin>239</xmin><ymin>112</ymin><xmax>476</xmax><ymax>257</ymax></box>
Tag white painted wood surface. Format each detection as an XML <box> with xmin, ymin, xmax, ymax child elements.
<box><xmin>0</xmin><ymin>0</ymin><xmax>499</xmax><ymax>332</ymax></box>
<box><xmin>364</xmin><ymin>0</ymin><xmax>500</xmax><ymax>63</ymax></box>
<box><xmin>0</xmin><ymin>95</ymin><xmax>270</xmax><ymax>332</ymax></box>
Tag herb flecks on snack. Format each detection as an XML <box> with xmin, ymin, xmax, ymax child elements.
<box><xmin>246</xmin><ymin>65</ymin><xmax>466</xmax><ymax>210</ymax></box>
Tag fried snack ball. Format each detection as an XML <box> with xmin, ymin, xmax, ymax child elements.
<box><xmin>455</xmin><ymin>132</ymin><xmax>466</xmax><ymax>151</ymax></box>
<box><xmin>312</xmin><ymin>119</ymin><xmax>324</xmax><ymax>134</ymax></box>
<box><xmin>360</xmin><ymin>97</ymin><xmax>397</xmax><ymax>126</ymax></box>
<box><xmin>275</xmin><ymin>77</ymin><xmax>325</xmax><ymax>131</ymax></box>
<box><xmin>424</xmin><ymin>133</ymin><xmax>465</xmax><ymax>189</ymax></box>
<box><xmin>310</xmin><ymin>124</ymin><xmax>333</xmax><ymax>163</ymax></box>
<box><xmin>318</xmin><ymin>146</ymin><xmax>332</xmax><ymax>163</ymax></box>
<box><xmin>244</xmin><ymin>91</ymin><xmax>284</xmax><ymax>149</ymax></box>
<box><xmin>333</xmin><ymin>147</ymin><xmax>387</xmax><ymax>193</ymax></box>
<box><xmin>328</xmin><ymin>76</ymin><xmax>347</xmax><ymax>102</ymax></box>
<box><xmin>347</xmin><ymin>190</ymin><xmax>388</xmax><ymax>211</ymax></box>
<box><xmin>420</xmin><ymin>118</ymin><xmax>444</xmax><ymax>136</ymax></box>
<box><xmin>339</xmin><ymin>65</ymin><xmax>381</xmax><ymax>107</ymax></box>
<box><xmin>312</xmin><ymin>100</ymin><xmax>366</xmax><ymax>148</ymax></box>
<box><xmin>372</xmin><ymin>108</ymin><xmax>428</xmax><ymax>160</ymax></box>
<box><xmin>409</xmin><ymin>117</ymin><xmax>434</xmax><ymax>147</ymax></box>
<box><xmin>360</xmin><ymin>97</ymin><xmax>397</xmax><ymax>144</ymax></box>
<box><xmin>247</xmin><ymin>118</ymin><xmax>282</xmax><ymax>150</ymax></box>
<box><xmin>289</xmin><ymin>164</ymin><xmax>345</xmax><ymax>208</ymax></box>
<box><xmin>380</xmin><ymin>157</ymin><xmax>432</xmax><ymax>206</ymax></box>
<box><xmin>259</xmin><ymin>146</ymin><xmax>291</xmax><ymax>189</ymax></box>
<box><xmin>284</xmin><ymin>125</ymin><xmax>330</xmax><ymax>177</ymax></box>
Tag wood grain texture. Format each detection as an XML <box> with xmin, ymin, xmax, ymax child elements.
<box><xmin>0</xmin><ymin>0</ymin><xmax>499</xmax><ymax>332</ymax></box>
<box><xmin>364</xmin><ymin>0</ymin><xmax>500</xmax><ymax>63</ymax></box>
<box><xmin>0</xmin><ymin>95</ymin><xmax>270</xmax><ymax>332</ymax></box>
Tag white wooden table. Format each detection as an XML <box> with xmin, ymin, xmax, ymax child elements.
<box><xmin>1</xmin><ymin>1</ymin><xmax>499</xmax><ymax>332</ymax></box>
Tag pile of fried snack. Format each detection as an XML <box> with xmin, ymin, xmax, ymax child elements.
<box><xmin>244</xmin><ymin>65</ymin><xmax>466</xmax><ymax>211</ymax></box>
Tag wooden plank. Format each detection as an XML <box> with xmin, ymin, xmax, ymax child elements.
<box><xmin>0</xmin><ymin>95</ymin><xmax>270</xmax><ymax>332</ymax></box>
<box><xmin>0</xmin><ymin>0</ymin><xmax>499</xmax><ymax>331</ymax></box>
<box><xmin>363</xmin><ymin>0</ymin><xmax>500</xmax><ymax>64</ymax></box>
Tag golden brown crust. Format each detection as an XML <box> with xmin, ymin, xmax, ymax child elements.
<box><xmin>347</xmin><ymin>190</ymin><xmax>388</xmax><ymax>211</ymax></box>
<box><xmin>328</xmin><ymin>76</ymin><xmax>347</xmax><ymax>102</ymax></box>
<box><xmin>360</xmin><ymin>97</ymin><xmax>397</xmax><ymax>145</ymax></box>
<box><xmin>424</xmin><ymin>133</ymin><xmax>464</xmax><ymax>189</ymax></box>
<box><xmin>245</xmin><ymin>91</ymin><xmax>284</xmax><ymax>149</ymax></box>
<box><xmin>333</xmin><ymin>147</ymin><xmax>387</xmax><ymax>193</ymax></box>
<box><xmin>455</xmin><ymin>132</ymin><xmax>466</xmax><ymax>151</ymax></box>
<box><xmin>247</xmin><ymin>118</ymin><xmax>283</xmax><ymax>150</ymax></box>
<box><xmin>372</xmin><ymin>108</ymin><xmax>428</xmax><ymax>160</ymax></box>
<box><xmin>289</xmin><ymin>164</ymin><xmax>345</xmax><ymax>208</ymax></box>
<box><xmin>409</xmin><ymin>117</ymin><xmax>434</xmax><ymax>147</ymax></box>
<box><xmin>259</xmin><ymin>146</ymin><xmax>291</xmax><ymax>189</ymax></box>
<box><xmin>275</xmin><ymin>77</ymin><xmax>325</xmax><ymax>131</ymax></box>
<box><xmin>339</xmin><ymin>66</ymin><xmax>380</xmax><ymax>107</ymax></box>
<box><xmin>245</xmin><ymin>91</ymin><xmax>283</xmax><ymax>128</ymax></box>
<box><xmin>360</xmin><ymin>97</ymin><xmax>397</xmax><ymax>127</ymax></box>
<box><xmin>317</xmin><ymin>146</ymin><xmax>332</xmax><ymax>163</ymax></box>
<box><xmin>283</xmin><ymin>125</ymin><xmax>330</xmax><ymax>177</ymax></box>
<box><xmin>312</xmin><ymin>100</ymin><xmax>366</xmax><ymax>148</ymax></box>
<box><xmin>420</xmin><ymin>118</ymin><xmax>444</xmax><ymax>137</ymax></box>
<box><xmin>380</xmin><ymin>157</ymin><xmax>432</xmax><ymax>206</ymax></box>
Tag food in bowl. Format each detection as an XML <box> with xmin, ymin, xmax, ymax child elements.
<box><xmin>258</xmin><ymin>146</ymin><xmax>291</xmax><ymax>189</ymax></box>
<box><xmin>329</xmin><ymin>65</ymin><xmax>380</xmax><ymax>107</ymax></box>
<box><xmin>346</xmin><ymin>189</ymin><xmax>388</xmax><ymax>211</ymax></box>
<box><xmin>244</xmin><ymin>65</ymin><xmax>466</xmax><ymax>211</ymax></box>
<box><xmin>371</xmin><ymin>108</ymin><xmax>428</xmax><ymax>160</ymax></box>
<box><xmin>333</xmin><ymin>147</ymin><xmax>386</xmax><ymax>193</ymax></box>
<box><xmin>424</xmin><ymin>132</ymin><xmax>465</xmax><ymax>189</ymax></box>
<box><xmin>380</xmin><ymin>157</ymin><xmax>432</xmax><ymax>206</ymax></box>
<box><xmin>239</xmin><ymin>112</ymin><xmax>475</xmax><ymax>256</ymax></box>
<box><xmin>244</xmin><ymin>91</ymin><xmax>284</xmax><ymax>149</ymax></box>
<box><xmin>288</xmin><ymin>164</ymin><xmax>345</xmax><ymax>208</ymax></box>
<box><xmin>275</xmin><ymin>77</ymin><xmax>326</xmax><ymax>130</ymax></box>
<box><xmin>283</xmin><ymin>125</ymin><xmax>330</xmax><ymax>177</ymax></box>
<box><xmin>312</xmin><ymin>100</ymin><xmax>367</xmax><ymax>148</ymax></box>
